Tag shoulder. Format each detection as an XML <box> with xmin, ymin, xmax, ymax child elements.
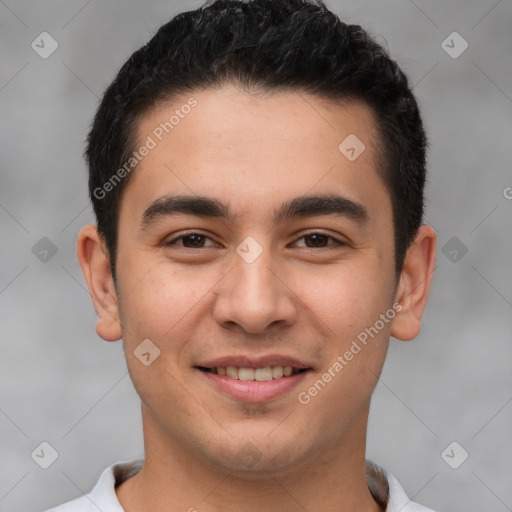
<box><xmin>45</xmin><ymin>495</ymin><xmax>99</xmax><ymax>512</ymax></box>
<box><xmin>366</xmin><ymin>459</ymin><xmax>437</xmax><ymax>512</ymax></box>
<box><xmin>384</xmin><ymin>465</ymin><xmax>437</xmax><ymax>512</ymax></box>
<box><xmin>44</xmin><ymin>459</ymin><xmax>143</xmax><ymax>512</ymax></box>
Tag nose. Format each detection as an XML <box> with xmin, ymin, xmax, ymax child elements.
<box><xmin>212</xmin><ymin>243</ymin><xmax>297</xmax><ymax>335</ymax></box>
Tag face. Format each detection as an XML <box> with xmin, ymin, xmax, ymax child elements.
<box><xmin>109</xmin><ymin>86</ymin><xmax>400</xmax><ymax>474</ymax></box>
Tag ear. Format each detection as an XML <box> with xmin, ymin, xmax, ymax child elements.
<box><xmin>76</xmin><ymin>225</ymin><xmax>122</xmax><ymax>342</ymax></box>
<box><xmin>391</xmin><ymin>225</ymin><xmax>437</xmax><ymax>341</ymax></box>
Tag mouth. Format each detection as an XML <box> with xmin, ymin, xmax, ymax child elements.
<box><xmin>197</xmin><ymin>365</ymin><xmax>307</xmax><ymax>381</ymax></box>
<box><xmin>195</xmin><ymin>358</ymin><xmax>312</xmax><ymax>402</ymax></box>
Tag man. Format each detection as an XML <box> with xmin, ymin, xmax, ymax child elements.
<box><xmin>47</xmin><ymin>0</ymin><xmax>437</xmax><ymax>510</ymax></box>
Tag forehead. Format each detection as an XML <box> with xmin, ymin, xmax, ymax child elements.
<box><xmin>120</xmin><ymin>86</ymin><xmax>390</xmax><ymax>227</ymax></box>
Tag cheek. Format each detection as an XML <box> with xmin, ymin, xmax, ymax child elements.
<box><xmin>291</xmin><ymin>260</ymin><xmax>392</xmax><ymax>346</ymax></box>
<box><xmin>290</xmin><ymin>259</ymin><xmax>393</xmax><ymax>409</ymax></box>
<box><xmin>292</xmin><ymin>268</ymin><xmax>392</xmax><ymax>439</ymax></box>
<box><xmin>117</xmin><ymin>259</ymin><xmax>200</xmax><ymax>337</ymax></box>
<box><xmin>115</xmin><ymin>261</ymin><xmax>205</xmax><ymax>419</ymax></box>
<box><xmin>116</xmin><ymin>258</ymin><xmax>225</xmax><ymax>379</ymax></box>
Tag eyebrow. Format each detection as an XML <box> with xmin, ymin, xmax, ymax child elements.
<box><xmin>140</xmin><ymin>193</ymin><xmax>368</xmax><ymax>229</ymax></box>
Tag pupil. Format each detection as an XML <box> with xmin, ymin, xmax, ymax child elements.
<box><xmin>307</xmin><ymin>234</ymin><xmax>327</xmax><ymax>247</ymax></box>
<box><xmin>184</xmin><ymin>235</ymin><xmax>204</xmax><ymax>247</ymax></box>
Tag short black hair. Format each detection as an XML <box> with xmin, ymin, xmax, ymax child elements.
<box><xmin>86</xmin><ymin>0</ymin><xmax>427</xmax><ymax>281</ymax></box>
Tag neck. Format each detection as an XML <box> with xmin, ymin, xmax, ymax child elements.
<box><xmin>117</xmin><ymin>406</ymin><xmax>383</xmax><ymax>512</ymax></box>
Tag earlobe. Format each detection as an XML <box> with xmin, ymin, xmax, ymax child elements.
<box><xmin>391</xmin><ymin>225</ymin><xmax>437</xmax><ymax>341</ymax></box>
<box><xmin>76</xmin><ymin>225</ymin><xmax>122</xmax><ymax>342</ymax></box>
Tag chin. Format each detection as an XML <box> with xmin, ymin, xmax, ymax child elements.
<box><xmin>201</xmin><ymin>430</ymin><xmax>315</xmax><ymax>479</ymax></box>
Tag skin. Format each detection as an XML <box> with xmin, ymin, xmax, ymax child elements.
<box><xmin>77</xmin><ymin>85</ymin><xmax>436</xmax><ymax>512</ymax></box>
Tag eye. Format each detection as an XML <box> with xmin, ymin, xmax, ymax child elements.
<box><xmin>165</xmin><ymin>233</ymin><xmax>217</xmax><ymax>249</ymax></box>
<box><xmin>164</xmin><ymin>231</ymin><xmax>346</xmax><ymax>250</ymax></box>
<box><xmin>293</xmin><ymin>232</ymin><xmax>346</xmax><ymax>248</ymax></box>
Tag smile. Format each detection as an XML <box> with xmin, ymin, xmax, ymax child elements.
<box><xmin>197</xmin><ymin>365</ymin><xmax>311</xmax><ymax>402</ymax></box>
<box><xmin>200</xmin><ymin>365</ymin><xmax>305</xmax><ymax>381</ymax></box>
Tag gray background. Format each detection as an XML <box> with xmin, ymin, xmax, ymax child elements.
<box><xmin>1</xmin><ymin>0</ymin><xmax>511</xmax><ymax>510</ymax></box>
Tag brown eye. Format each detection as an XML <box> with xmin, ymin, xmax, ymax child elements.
<box><xmin>303</xmin><ymin>234</ymin><xmax>330</xmax><ymax>247</ymax></box>
<box><xmin>182</xmin><ymin>234</ymin><xmax>206</xmax><ymax>248</ymax></box>
<box><xmin>165</xmin><ymin>233</ymin><xmax>215</xmax><ymax>248</ymax></box>
<box><xmin>294</xmin><ymin>232</ymin><xmax>345</xmax><ymax>248</ymax></box>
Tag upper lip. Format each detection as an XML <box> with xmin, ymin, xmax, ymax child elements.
<box><xmin>197</xmin><ymin>354</ymin><xmax>312</xmax><ymax>370</ymax></box>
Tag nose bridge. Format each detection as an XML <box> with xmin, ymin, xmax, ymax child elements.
<box><xmin>236</xmin><ymin>245</ymin><xmax>276</xmax><ymax>300</ymax></box>
<box><xmin>212</xmin><ymin>237</ymin><xmax>296</xmax><ymax>334</ymax></box>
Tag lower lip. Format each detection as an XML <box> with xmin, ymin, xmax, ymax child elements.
<box><xmin>199</xmin><ymin>369</ymin><xmax>310</xmax><ymax>402</ymax></box>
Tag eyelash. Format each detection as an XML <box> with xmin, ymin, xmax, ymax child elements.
<box><xmin>164</xmin><ymin>231</ymin><xmax>346</xmax><ymax>249</ymax></box>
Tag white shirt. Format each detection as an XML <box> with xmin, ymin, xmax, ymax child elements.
<box><xmin>45</xmin><ymin>459</ymin><xmax>436</xmax><ymax>511</ymax></box>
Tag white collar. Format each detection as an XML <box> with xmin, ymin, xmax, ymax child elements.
<box><xmin>46</xmin><ymin>458</ymin><xmax>436</xmax><ymax>511</ymax></box>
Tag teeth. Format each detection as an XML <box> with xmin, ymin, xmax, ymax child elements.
<box><xmin>254</xmin><ymin>367</ymin><xmax>273</xmax><ymax>381</ymax></box>
<box><xmin>213</xmin><ymin>365</ymin><xmax>298</xmax><ymax>380</ymax></box>
<box><xmin>238</xmin><ymin>367</ymin><xmax>255</xmax><ymax>381</ymax></box>
<box><xmin>226</xmin><ymin>366</ymin><xmax>238</xmax><ymax>379</ymax></box>
<box><xmin>272</xmin><ymin>366</ymin><xmax>284</xmax><ymax>378</ymax></box>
